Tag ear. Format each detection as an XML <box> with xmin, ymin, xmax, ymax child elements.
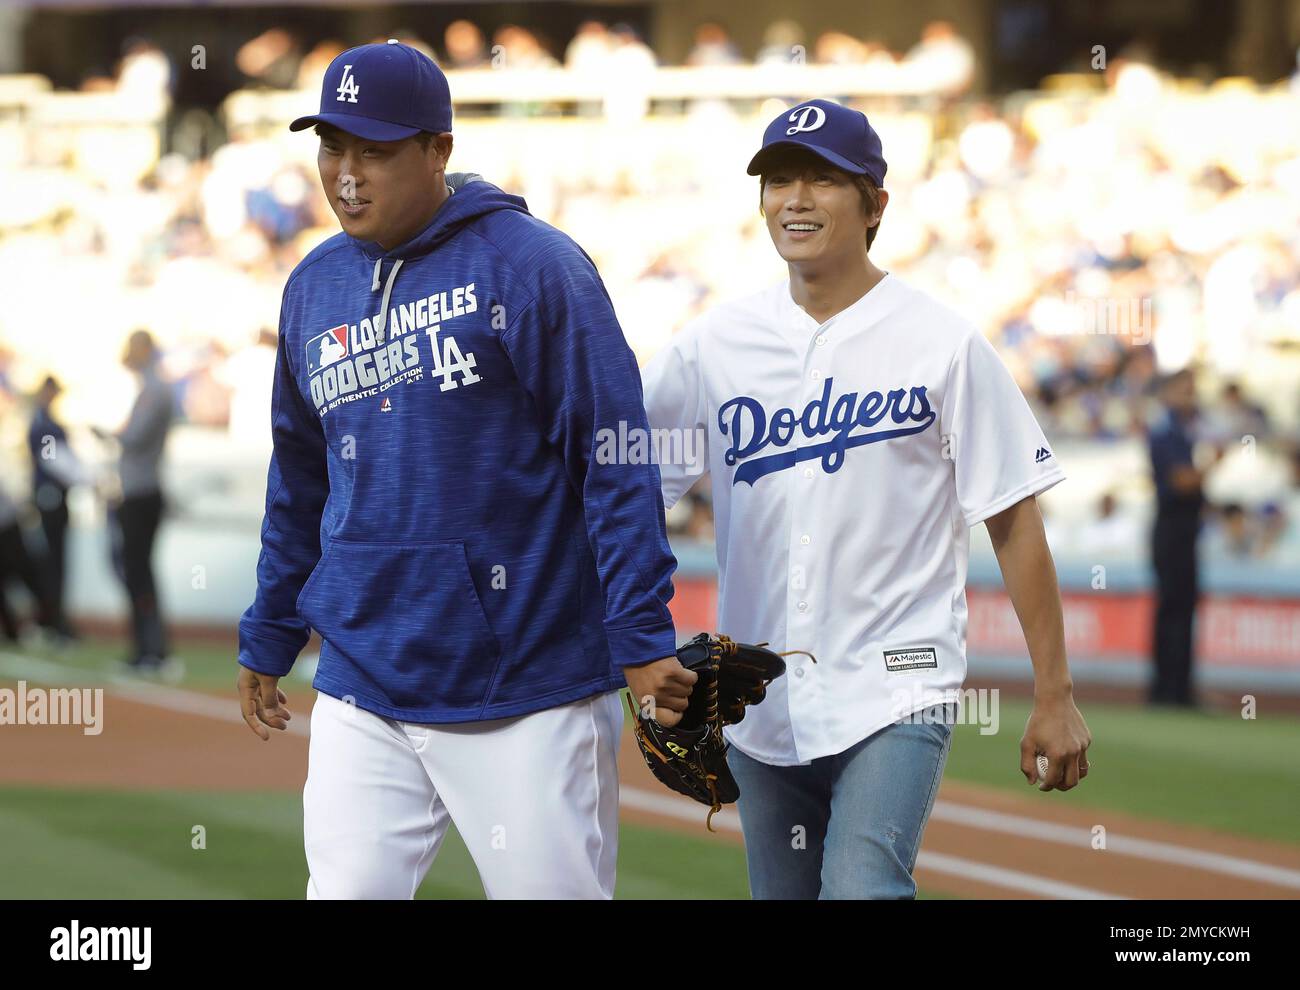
<box><xmin>869</xmin><ymin>188</ymin><xmax>889</xmax><ymax>228</ymax></box>
<box><xmin>431</xmin><ymin>132</ymin><xmax>454</xmax><ymax>171</ymax></box>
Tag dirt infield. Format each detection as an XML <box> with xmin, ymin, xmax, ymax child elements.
<box><xmin>4</xmin><ymin>685</ymin><xmax>1299</xmax><ymax>899</ymax></box>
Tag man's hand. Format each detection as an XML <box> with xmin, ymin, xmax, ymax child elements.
<box><xmin>237</xmin><ymin>666</ymin><xmax>292</xmax><ymax>741</ymax></box>
<box><xmin>1020</xmin><ymin>690</ymin><xmax>1091</xmax><ymax>791</ymax></box>
<box><xmin>624</xmin><ymin>655</ymin><xmax>698</xmax><ymax>728</ymax></box>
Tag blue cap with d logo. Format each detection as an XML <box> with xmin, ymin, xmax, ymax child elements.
<box><xmin>290</xmin><ymin>40</ymin><xmax>452</xmax><ymax>141</ymax></box>
<box><xmin>747</xmin><ymin>99</ymin><xmax>887</xmax><ymax>185</ymax></box>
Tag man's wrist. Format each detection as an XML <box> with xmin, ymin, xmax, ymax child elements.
<box><xmin>1033</xmin><ymin>676</ymin><xmax>1074</xmax><ymax>702</ymax></box>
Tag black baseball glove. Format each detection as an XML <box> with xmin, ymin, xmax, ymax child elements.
<box><xmin>626</xmin><ymin>633</ymin><xmax>813</xmax><ymax>830</ymax></box>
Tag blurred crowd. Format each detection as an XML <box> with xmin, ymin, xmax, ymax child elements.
<box><xmin>3</xmin><ymin>29</ymin><xmax>1300</xmax><ymax>576</ymax></box>
<box><xmin>69</xmin><ymin>19</ymin><xmax>976</xmax><ymax>97</ymax></box>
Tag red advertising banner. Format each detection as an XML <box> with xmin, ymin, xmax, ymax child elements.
<box><xmin>670</xmin><ymin>578</ymin><xmax>1300</xmax><ymax>669</ymax></box>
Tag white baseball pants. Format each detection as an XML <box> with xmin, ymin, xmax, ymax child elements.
<box><xmin>304</xmin><ymin>689</ymin><xmax>624</xmax><ymax>899</ymax></box>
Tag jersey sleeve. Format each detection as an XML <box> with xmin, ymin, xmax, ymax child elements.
<box><xmin>941</xmin><ymin>328</ymin><xmax>1065</xmax><ymax>527</ymax></box>
<box><xmin>640</xmin><ymin>320</ymin><xmax>709</xmax><ymax>511</ymax></box>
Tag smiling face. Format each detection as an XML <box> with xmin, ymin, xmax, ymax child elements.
<box><xmin>315</xmin><ymin>123</ymin><xmax>454</xmax><ymax>250</ymax></box>
<box><xmin>760</xmin><ymin>149</ymin><xmax>886</xmax><ymax>268</ymax></box>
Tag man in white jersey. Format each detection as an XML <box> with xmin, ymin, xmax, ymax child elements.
<box><xmin>641</xmin><ymin>99</ymin><xmax>1092</xmax><ymax>899</ymax></box>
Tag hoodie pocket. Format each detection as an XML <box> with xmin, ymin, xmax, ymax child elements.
<box><xmin>296</xmin><ymin>538</ymin><xmax>501</xmax><ymax>709</ymax></box>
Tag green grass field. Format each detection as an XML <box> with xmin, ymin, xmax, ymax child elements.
<box><xmin>2</xmin><ymin>636</ymin><xmax>1297</xmax><ymax>898</ymax></box>
<box><xmin>943</xmin><ymin>696</ymin><xmax>1300</xmax><ymax>845</ymax></box>
<box><xmin>0</xmin><ymin>787</ymin><xmax>752</xmax><ymax>899</ymax></box>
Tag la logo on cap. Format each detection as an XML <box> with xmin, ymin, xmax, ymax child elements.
<box><xmin>336</xmin><ymin>64</ymin><xmax>359</xmax><ymax>103</ymax></box>
<box><xmin>786</xmin><ymin>104</ymin><xmax>827</xmax><ymax>135</ymax></box>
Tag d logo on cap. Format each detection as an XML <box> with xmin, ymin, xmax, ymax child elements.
<box><xmin>785</xmin><ymin>104</ymin><xmax>827</xmax><ymax>136</ymax></box>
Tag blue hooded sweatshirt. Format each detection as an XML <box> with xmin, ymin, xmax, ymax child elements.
<box><xmin>237</xmin><ymin>177</ymin><xmax>678</xmax><ymax>722</ymax></box>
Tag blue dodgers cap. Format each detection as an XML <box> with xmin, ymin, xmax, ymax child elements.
<box><xmin>290</xmin><ymin>39</ymin><xmax>452</xmax><ymax>141</ymax></box>
<box><xmin>747</xmin><ymin>99</ymin><xmax>887</xmax><ymax>186</ymax></box>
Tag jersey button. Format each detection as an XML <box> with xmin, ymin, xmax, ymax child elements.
<box><xmin>802</xmin><ymin>468</ymin><xmax>813</xmax><ymax>479</ymax></box>
<box><xmin>815</xmin><ymin>335</ymin><xmax>827</xmax><ymax>346</ymax></box>
<box><xmin>795</xmin><ymin>667</ymin><xmax>806</xmax><ymax>678</ymax></box>
<box><xmin>800</xmin><ymin>535</ymin><xmax>811</xmax><ymax>545</ymax></box>
<box><xmin>796</xmin><ymin>601</ymin><xmax>808</xmax><ymax>612</ymax></box>
<box><xmin>811</xmin><ymin>369</ymin><xmax>822</xmax><ymax>380</ymax></box>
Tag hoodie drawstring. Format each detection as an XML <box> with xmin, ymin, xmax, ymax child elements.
<box><xmin>371</xmin><ymin>257</ymin><xmax>405</xmax><ymax>345</ymax></box>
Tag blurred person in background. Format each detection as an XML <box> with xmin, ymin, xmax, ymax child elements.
<box><xmin>236</xmin><ymin>28</ymin><xmax>304</xmax><ymax>90</ymax></box>
<box><xmin>608</xmin><ymin>23</ymin><xmax>657</xmax><ymax>71</ymax></box>
<box><xmin>565</xmin><ymin>21</ymin><xmax>612</xmax><ymax>70</ymax></box>
<box><xmin>756</xmin><ymin>20</ymin><xmax>807</xmax><ymax>65</ymax></box>
<box><xmin>444</xmin><ymin>19</ymin><xmax>490</xmax><ymax>70</ymax></box>
<box><xmin>27</xmin><ymin>375</ymin><xmax>82</xmax><ymax>641</ymax></box>
<box><xmin>1255</xmin><ymin>503</ymin><xmax>1286</xmax><ymax>559</ymax></box>
<box><xmin>1286</xmin><ymin>448</ymin><xmax>1300</xmax><ymax>550</ymax></box>
<box><xmin>686</xmin><ymin>23</ymin><xmax>743</xmax><ymax>67</ymax></box>
<box><xmin>902</xmin><ymin>20</ymin><xmax>975</xmax><ymax>96</ymax></box>
<box><xmin>813</xmin><ymin>32</ymin><xmax>868</xmax><ymax>66</ymax></box>
<box><xmin>0</xmin><ymin>483</ymin><xmax>60</xmax><ymax>644</ymax></box>
<box><xmin>603</xmin><ymin>23</ymin><xmax>658</xmax><ymax>121</ymax></box>
<box><xmin>1213</xmin><ymin>381</ymin><xmax>1270</xmax><ymax>442</ymax></box>
<box><xmin>93</xmin><ymin>330</ymin><xmax>177</xmax><ymax>675</ymax></box>
<box><xmin>1076</xmin><ymin>491</ymin><xmax>1141</xmax><ymax>557</ymax></box>
<box><xmin>0</xmin><ymin>486</ymin><xmax>27</xmax><ymax>642</ymax></box>
<box><xmin>684</xmin><ymin>491</ymin><xmax>714</xmax><ymax>543</ymax></box>
<box><xmin>1204</xmin><ymin>502</ymin><xmax>1254</xmax><ymax>559</ymax></box>
<box><xmin>116</xmin><ymin>36</ymin><xmax>172</xmax><ymax>110</ymax></box>
<box><xmin>492</xmin><ymin>25</ymin><xmax>559</xmax><ymax>71</ymax></box>
<box><xmin>1146</xmin><ymin>368</ymin><xmax>1220</xmax><ymax>709</ymax></box>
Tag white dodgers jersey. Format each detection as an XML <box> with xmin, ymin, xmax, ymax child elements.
<box><xmin>642</xmin><ymin>274</ymin><xmax>1065</xmax><ymax>765</ymax></box>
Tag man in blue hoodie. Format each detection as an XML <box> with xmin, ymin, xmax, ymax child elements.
<box><xmin>235</xmin><ymin>40</ymin><xmax>695</xmax><ymax>899</ymax></box>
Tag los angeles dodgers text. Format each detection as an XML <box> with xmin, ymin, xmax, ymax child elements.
<box><xmin>308</xmin><ymin>281</ymin><xmax>480</xmax><ymax>414</ymax></box>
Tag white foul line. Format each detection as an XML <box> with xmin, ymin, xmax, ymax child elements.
<box><xmin>3</xmin><ymin>652</ymin><xmax>1294</xmax><ymax>896</ymax></box>
<box><xmin>928</xmin><ymin>801</ymin><xmax>1300</xmax><ymax>891</ymax></box>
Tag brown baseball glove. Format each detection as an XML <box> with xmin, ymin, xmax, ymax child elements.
<box><xmin>626</xmin><ymin>633</ymin><xmax>814</xmax><ymax>830</ymax></box>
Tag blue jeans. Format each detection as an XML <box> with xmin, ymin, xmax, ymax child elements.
<box><xmin>726</xmin><ymin>703</ymin><xmax>956</xmax><ymax>899</ymax></box>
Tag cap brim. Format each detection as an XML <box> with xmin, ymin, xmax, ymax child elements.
<box><xmin>289</xmin><ymin>112</ymin><xmax>422</xmax><ymax>141</ymax></box>
<box><xmin>746</xmin><ymin>141</ymin><xmax>868</xmax><ymax>176</ymax></box>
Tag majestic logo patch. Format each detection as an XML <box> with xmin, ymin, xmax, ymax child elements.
<box><xmin>1034</xmin><ymin>446</ymin><xmax>1053</xmax><ymax>464</ymax></box>
<box><xmin>884</xmin><ymin>647</ymin><xmax>938</xmax><ymax>673</ymax></box>
<box><xmin>306</xmin><ymin>325</ymin><xmax>349</xmax><ymax>374</ymax></box>
<box><xmin>719</xmin><ymin>377</ymin><xmax>936</xmax><ymax>485</ymax></box>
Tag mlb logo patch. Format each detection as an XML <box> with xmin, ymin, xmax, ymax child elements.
<box><xmin>306</xmin><ymin>325</ymin><xmax>349</xmax><ymax>374</ymax></box>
